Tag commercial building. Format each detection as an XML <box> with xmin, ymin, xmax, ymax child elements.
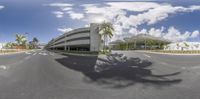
<box><xmin>45</xmin><ymin>23</ymin><xmax>101</xmax><ymax>52</ymax></box>
<box><xmin>109</xmin><ymin>34</ymin><xmax>170</xmax><ymax>50</ymax></box>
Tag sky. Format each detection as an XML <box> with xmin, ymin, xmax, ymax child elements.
<box><xmin>0</xmin><ymin>0</ymin><xmax>200</xmax><ymax>43</ymax></box>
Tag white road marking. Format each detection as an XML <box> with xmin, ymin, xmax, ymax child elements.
<box><xmin>25</xmin><ymin>52</ymin><xmax>32</xmax><ymax>55</ymax></box>
<box><xmin>143</xmin><ymin>54</ymin><xmax>151</xmax><ymax>58</ymax></box>
<box><xmin>0</xmin><ymin>65</ymin><xmax>7</xmax><ymax>70</ymax></box>
<box><xmin>191</xmin><ymin>66</ymin><xmax>200</xmax><ymax>69</ymax></box>
<box><xmin>39</xmin><ymin>52</ymin><xmax>48</xmax><ymax>56</ymax></box>
<box><xmin>181</xmin><ymin>67</ymin><xmax>187</xmax><ymax>70</ymax></box>
<box><xmin>43</xmin><ymin>53</ymin><xmax>48</xmax><ymax>56</ymax></box>
<box><xmin>49</xmin><ymin>53</ymin><xmax>54</xmax><ymax>56</ymax></box>
<box><xmin>181</xmin><ymin>66</ymin><xmax>200</xmax><ymax>70</ymax></box>
<box><xmin>7</xmin><ymin>56</ymin><xmax>31</xmax><ymax>66</ymax></box>
<box><xmin>33</xmin><ymin>53</ymin><xmax>37</xmax><ymax>56</ymax></box>
<box><xmin>24</xmin><ymin>56</ymin><xmax>31</xmax><ymax>60</ymax></box>
<box><xmin>0</xmin><ymin>55</ymin><xmax>33</xmax><ymax>69</ymax></box>
<box><xmin>160</xmin><ymin>62</ymin><xmax>168</xmax><ymax>65</ymax></box>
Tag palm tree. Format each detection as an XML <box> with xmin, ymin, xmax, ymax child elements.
<box><xmin>15</xmin><ymin>34</ymin><xmax>26</xmax><ymax>46</ymax></box>
<box><xmin>32</xmin><ymin>37</ymin><xmax>39</xmax><ymax>49</ymax></box>
<box><xmin>33</xmin><ymin>37</ymin><xmax>39</xmax><ymax>43</ymax></box>
<box><xmin>99</xmin><ymin>21</ymin><xmax>114</xmax><ymax>52</ymax></box>
<box><xmin>22</xmin><ymin>40</ymin><xmax>27</xmax><ymax>46</ymax></box>
<box><xmin>28</xmin><ymin>41</ymin><xmax>34</xmax><ymax>49</ymax></box>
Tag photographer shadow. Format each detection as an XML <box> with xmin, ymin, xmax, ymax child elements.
<box><xmin>56</xmin><ymin>53</ymin><xmax>182</xmax><ymax>88</ymax></box>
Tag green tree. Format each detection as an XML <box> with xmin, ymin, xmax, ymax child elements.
<box><xmin>184</xmin><ymin>42</ymin><xmax>189</xmax><ymax>47</ymax></box>
<box><xmin>15</xmin><ymin>34</ymin><xmax>26</xmax><ymax>46</ymax></box>
<box><xmin>99</xmin><ymin>21</ymin><xmax>114</xmax><ymax>52</ymax></box>
<box><xmin>32</xmin><ymin>37</ymin><xmax>39</xmax><ymax>49</ymax></box>
<box><xmin>146</xmin><ymin>39</ymin><xmax>156</xmax><ymax>50</ymax></box>
<box><xmin>4</xmin><ymin>42</ymin><xmax>13</xmax><ymax>49</ymax></box>
<box><xmin>28</xmin><ymin>41</ymin><xmax>34</xmax><ymax>49</ymax></box>
<box><xmin>28</xmin><ymin>37</ymin><xmax>39</xmax><ymax>49</ymax></box>
<box><xmin>33</xmin><ymin>37</ymin><xmax>39</xmax><ymax>44</ymax></box>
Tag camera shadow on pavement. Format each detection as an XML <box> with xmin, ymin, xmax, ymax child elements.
<box><xmin>55</xmin><ymin>53</ymin><xmax>182</xmax><ymax>89</ymax></box>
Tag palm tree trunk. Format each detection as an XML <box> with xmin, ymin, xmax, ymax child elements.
<box><xmin>145</xmin><ymin>39</ymin><xmax>147</xmax><ymax>50</ymax></box>
<box><xmin>103</xmin><ymin>36</ymin><xmax>106</xmax><ymax>52</ymax></box>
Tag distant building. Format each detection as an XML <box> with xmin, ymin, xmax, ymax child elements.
<box><xmin>110</xmin><ymin>34</ymin><xmax>170</xmax><ymax>50</ymax></box>
<box><xmin>164</xmin><ymin>42</ymin><xmax>200</xmax><ymax>50</ymax></box>
<box><xmin>37</xmin><ymin>43</ymin><xmax>46</xmax><ymax>49</ymax></box>
<box><xmin>0</xmin><ymin>43</ymin><xmax>6</xmax><ymax>49</ymax></box>
<box><xmin>45</xmin><ymin>23</ymin><xmax>101</xmax><ymax>52</ymax></box>
<box><xmin>0</xmin><ymin>43</ymin><xmax>3</xmax><ymax>49</ymax></box>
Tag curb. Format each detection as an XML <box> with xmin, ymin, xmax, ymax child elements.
<box><xmin>51</xmin><ymin>51</ymin><xmax>100</xmax><ymax>57</ymax></box>
<box><xmin>135</xmin><ymin>50</ymin><xmax>200</xmax><ymax>56</ymax></box>
<box><xmin>0</xmin><ymin>50</ymin><xmax>34</xmax><ymax>55</ymax></box>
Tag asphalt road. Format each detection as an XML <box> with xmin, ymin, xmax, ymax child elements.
<box><xmin>0</xmin><ymin>50</ymin><xmax>200</xmax><ymax>99</ymax></box>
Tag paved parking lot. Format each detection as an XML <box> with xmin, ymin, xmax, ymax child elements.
<box><xmin>0</xmin><ymin>50</ymin><xmax>200</xmax><ymax>99</ymax></box>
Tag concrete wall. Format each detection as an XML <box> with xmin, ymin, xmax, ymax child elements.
<box><xmin>90</xmin><ymin>23</ymin><xmax>101</xmax><ymax>51</ymax></box>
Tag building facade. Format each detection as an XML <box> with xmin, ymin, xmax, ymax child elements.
<box><xmin>109</xmin><ymin>34</ymin><xmax>170</xmax><ymax>50</ymax></box>
<box><xmin>45</xmin><ymin>23</ymin><xmax>101</xmax><ymax>52</ymax></box>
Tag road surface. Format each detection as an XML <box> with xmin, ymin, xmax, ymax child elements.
<box><xmin>0</xmin><ymin>50</ymin><xmax>200</xmax><ymax>99</ymax></box>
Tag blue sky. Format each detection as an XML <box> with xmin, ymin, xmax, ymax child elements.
<box><xmin>0</xmin><ymin>0</ymin><xmax>200</xmax><ymax>43</ymax></box>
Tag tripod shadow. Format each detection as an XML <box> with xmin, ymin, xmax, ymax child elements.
<box><xmin>56</xmin><ymin>53</ymin><xmax>182</xmax><ymax>88</ymax></box>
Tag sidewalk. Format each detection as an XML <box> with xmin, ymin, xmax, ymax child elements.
<box><xmin>0</xmin><ymin>50</ymin><xmax>32</xmax><ymax>55</ymax></box>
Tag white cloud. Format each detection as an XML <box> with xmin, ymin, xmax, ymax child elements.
<box><xmin>162</xmin><ymin>28</ymin><xmax>199</xmax><ymax>42</ymax></box>
<box><xmin>48</xmin><ymin>3</ymin><xmax>84</xmax><ymax>20</ymax></box>
<box><xmin>57</xmin><ymin>28</ymin><xmax>73</xmax><ymax>33</ymax></box>
<box><xmin>82</xmin><ymin>4</ymin><xmax>106</xmax><ymax>14</ymax></box>
<box><xmin>81</xmin><ymin>2</ymin><xmax>200</xmax><ymax>41</ymax></box>
<box><xmin>129</xmin><ymin>28</ymin><xmax>138</xmax><ymax>34</ymax></box>
<box><xmin>47</xmin><ymin>2</ymin><xmax>200</xmax><ymax>41</ymax></box>
<box><xmin>48</xmin><ymin>3</ymin><xmax>73</xmax><ymax>7</ymax></box>
<box><xmin>163</xmin><ymin>27</ymin><xmax>190</xmax><ymax>42</ymax></box>
<box><xmin>83</xmin><ymin>3</ymin><xmax>126</xmax><ymax>22</ymax></box>
<box><xmin>113</xmin><ymin>24</ymin><xmax>124</xmax><ymax>35</ymax></box>
<box><xmin>52</xmin><ymin>11</ymin><xmax>64</xmax><ymax>18</ymax></box>
<box><xmin>127</xmin><ymin>26</ymin><xmax>199</xmax><ymax>42</ymax></box>
<box><xmin>0</xmin><ymin>5</ymin><xmax>4</xmax><ymax>10</ymax></box>
<box><xmin>67</xmin><ymin>11</ymin><xmax>84</xmax><ymax>20</ymax></box>
<box><xmin>124</xmin><ymin>4</ymin><xmax>200</xmax><ymax>27</ymax></box>
<box><xmin>107</xmin><ymin>2</ymin><xmax>161</xmax><ymax>12</ymax></box>
<box><xmin>62</xmin><ymin>7</ymin><xmax>72</xmax><ymax>11</ymax></box>
<box><xmin>140</xmin><ymin>29</ymin><xmax>148</xmax><ymax>34</ymax></box>
<box><xmin>190</xmin><ymin>30</ymin><xmax>199</xmax><ymax>38</ymax></box>
<box><xmin>47</xmin><ymin>3</ymin><xmax>73</xmax><ymax>18</ymax></box>
<box><xmin>84</xmin><ymin>24</ymin><xmax>89</xmax><ymax>27</ymax></box>
<box><xmin>148</xmin><ymin>27</ymin><xmax>165</xmax><ymax>37</ymax></box>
